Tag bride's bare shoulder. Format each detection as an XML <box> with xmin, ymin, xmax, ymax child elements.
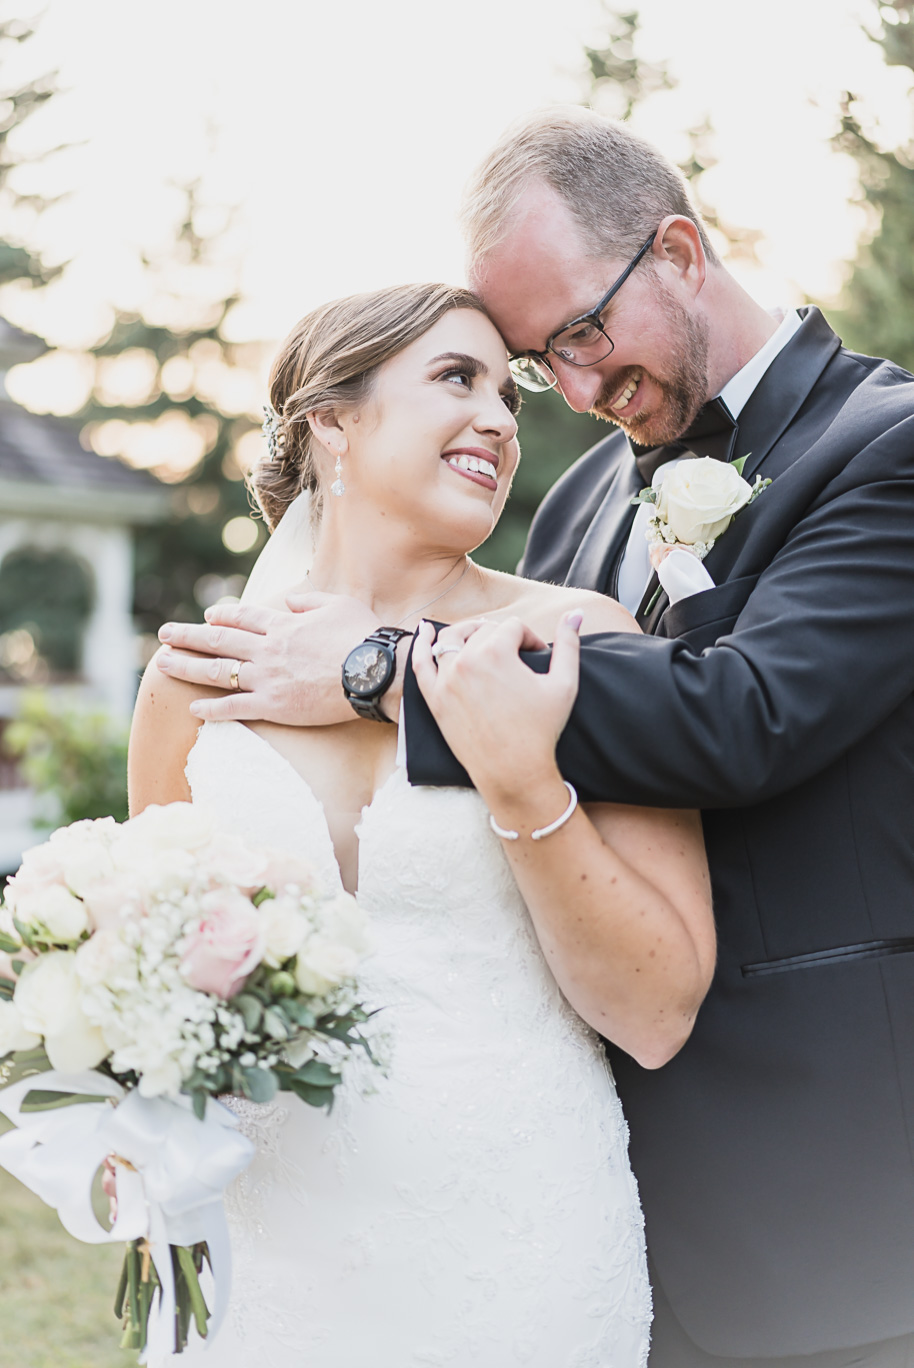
<box><xmin>128</xmin><ymin>651</ymin><xmax>220</xmax><ymax>814</ymax></box>
<box><xmin>481</xmin><ymin>568</ymin><xmax>640</xmax><ymax>640</ymax></box>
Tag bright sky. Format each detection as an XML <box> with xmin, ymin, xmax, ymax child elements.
<box><xmin>4</xmin><ymin>0</ymin><xmax>913</xmax><ymax>389</ymax></box>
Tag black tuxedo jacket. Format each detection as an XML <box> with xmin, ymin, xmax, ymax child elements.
<box><xmin>402</xmin><ymin>308</ymin><xmax>914</xmax><ymax>1358</ymax></box>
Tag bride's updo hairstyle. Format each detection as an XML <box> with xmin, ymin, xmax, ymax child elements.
<box><xmin>252</xmin><ymin>282</ymin><xmax>487</xmax><ymax>530</ymax></box>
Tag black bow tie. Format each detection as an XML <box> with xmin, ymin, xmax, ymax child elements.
<box><xmin>630</xmin><ymin>396</ymin><xmax>738</xmax><ymax>484</ymax></box>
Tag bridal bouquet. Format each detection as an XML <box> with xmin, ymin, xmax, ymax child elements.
<box><xmin>0</xmin><ymin>803</ymin><xmax>375</xmax><ymax>1360</ymax></box>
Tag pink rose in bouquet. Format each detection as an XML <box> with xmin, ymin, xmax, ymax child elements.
<box><xmin>180</xmin><ymin>889</ymin><xmax>264</xmax><ymax>999</ymax></box>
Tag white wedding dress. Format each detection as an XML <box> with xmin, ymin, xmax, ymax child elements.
<box><xmin>181</xmin><ymin>718</ymin><xmax>651</xmax><ymax>1367</ymax></box>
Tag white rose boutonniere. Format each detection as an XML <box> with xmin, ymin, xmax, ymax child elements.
<box><xmin>633</xmin><ymin>456</ymin><xmax>771</xmax><ymax>561</ymax></box>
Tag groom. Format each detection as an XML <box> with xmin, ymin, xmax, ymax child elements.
<box><xmin>157</xmin><ymin>110</ymin><xmax>914</xmax><ymax>1366</ymax></box>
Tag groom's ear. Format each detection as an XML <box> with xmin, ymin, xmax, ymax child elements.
<box><xmin>653</xmin><ymin>215</ymin><xmax>707</xmax><ymax>301</ymax></box>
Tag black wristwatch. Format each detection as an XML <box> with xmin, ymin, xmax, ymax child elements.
<box><xmin>341</xmin><ymin>627</ymin><xmax>412</xmax><ymax>722</ymax></box>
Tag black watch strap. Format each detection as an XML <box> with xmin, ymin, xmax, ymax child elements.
<box><xmin>344</xmin><ymin>627</ymin><xmax>412</xmax><ymax>723</ymax></box>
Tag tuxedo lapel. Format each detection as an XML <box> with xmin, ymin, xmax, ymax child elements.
<box><xmin>565</xmin><ymin>454</ymin><xmax>645</xmax><ymax>592</ymax></box>
<box><xmin>734</xmin><ymin>308</ymin><xmax>841</xmax><ymax>483</ymax></box>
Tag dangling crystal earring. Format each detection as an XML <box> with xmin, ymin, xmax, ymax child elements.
<box><xmin>331</xmin><ymin>450</ymin><xmax>345</xmax><ymax>498</ymax></box>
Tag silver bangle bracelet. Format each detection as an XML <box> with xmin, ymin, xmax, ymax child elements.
<box><xmin>489</xmin><ymin>781</ymin><xmax>579</xmax><ymax>843</ymax></box>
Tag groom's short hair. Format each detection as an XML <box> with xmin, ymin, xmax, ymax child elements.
<box><xmin>461</xmin><ymin>106</ymin><xmax>718</xmax><ymax>270</ymax></box>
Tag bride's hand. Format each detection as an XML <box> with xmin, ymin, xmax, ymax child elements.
<box><xmin>156</xmin><ymin>592</ymin><xmax>382</xmax><ymax>725</ymax></box>
<box><xmin>412</xmin><ymin>613</ymin><xmax>583</xmax><ymax>804</ymax></box>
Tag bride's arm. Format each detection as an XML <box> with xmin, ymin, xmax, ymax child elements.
<box><xmin>412</xmin><ymin>606</ymin><xmax>715</xmax><ymax>1070</ymax></box>
<box><xmin>128</xmin><ymin>650</ymin><xmax>221</xmax><ymax>814</ymax></box>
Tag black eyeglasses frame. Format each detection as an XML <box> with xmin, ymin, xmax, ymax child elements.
<box><xmin>508</xmin><ymin>230</ymin><xmax>658</xmax><ymax>389</ymax></box>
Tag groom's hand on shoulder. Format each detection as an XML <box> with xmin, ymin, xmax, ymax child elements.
<box><xmin>155</xmin><ymin>593</ymin><xmax>381</xmax><ymax>726</ymax></box>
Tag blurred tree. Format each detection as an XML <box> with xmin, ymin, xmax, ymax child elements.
<box><xmin>0</xmin><ymin>14</ymin><xmax>64</xmax><ymax>290</ymax></box>
<box><xmin>5</xmin><ymin>691</ymin><xmax>129</xmax><ymax>826</ymax></box>
<box><xmin>76</xmin><ymin>181</ymin><xmax>265</xmax><ymax>636</ymax></box>
<box><xmin>0</xmin><ymin>548</ymin><xmax>93</xmax><ymax>677</ymax></box>
<box><xmin>827</xmin><ymin>2</ymin><xmax>914</xmax><ymax>370</ymax></box>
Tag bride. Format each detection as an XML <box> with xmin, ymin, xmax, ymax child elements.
<box><xmin>129</xmin><ymin>282</ymin><xmax>714</xmax><ymax>1366</ymax></box>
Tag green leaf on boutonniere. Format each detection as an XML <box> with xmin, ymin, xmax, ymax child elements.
<box><xmin>731</xmin><ymin>455</ymin><xmax>749</xmax><ymax>476</ymax></box>
<box><xmin>630</xmin><ymin>487</ymin><xmax>658</xmax><ymax>507</ymax></box>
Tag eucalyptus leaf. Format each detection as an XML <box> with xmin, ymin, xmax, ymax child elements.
<box><xmin>630</xmin><ymin>487</ymin><xmax>658</xmax><ymax>506</ymax></box>
<box><xmin>262</xmin><ymin>1007</ymin><xmax>290</xmax><ymax>1041</ymax></box>
<box><xmin>242</xmin><ymin>1065</ymin><xmax>278</xmax><ymax>1104</ymax></box>
<box><xmin>20</xmin><ymin>1088</ymin><xmax>109</xmax><ymax>1113</ymax></box>
<box><xmin>293</xmin><ymin>1059</ymin><xmax>340</xmax><ymax>1087</ymax></box>
<box><xmin>288</xmin><ymin>1077</ymin><xmax>336</xmax><ymax>1109</ymax></box>
<box><xmin>235</xmin><ymin>994</ymin><xmax>263</xmax><ymax>1033</ymax></box>
<box><xmin>0</xmin><ymin>930</ymin><xmax>20</xmax><ymax>954</ymax></box>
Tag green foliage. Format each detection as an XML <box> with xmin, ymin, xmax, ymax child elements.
<box><xmin>5</xmin><ymin>690</ymin><xmax>129</xmax><ymax>826</ymax></box>
<box><xmin>827</xmin><ymin>4</ymin><xmax>914</xmax><ymax>369</ymax></box>
<box><xmin>583</xmin><ymin>6</ymin><xmax>674</xmax><ymax>120</ymax></box>
<box><xmin>0</xmin><ymin>548</ymin><xmax>94</xmax><ymax>674</ymax></box>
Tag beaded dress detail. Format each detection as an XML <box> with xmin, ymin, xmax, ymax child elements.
<box><xmin>179</xmin><ymin>720</ymin><xmax>651</xmax><ymax>1367</ymax></box>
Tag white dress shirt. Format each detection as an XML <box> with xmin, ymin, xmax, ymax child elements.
<box><xmin>615</xmin><ymin>308</ymin><xmax>804</xmax><ymax>615</ymax></box>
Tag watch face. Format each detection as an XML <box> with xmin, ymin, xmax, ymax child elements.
<box><xmin>344</xmin><ymin>643</ymin><xmax>392</xmax><ymax>697</ymax></box>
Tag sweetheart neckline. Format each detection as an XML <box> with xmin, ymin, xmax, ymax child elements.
<box><xmin>190</xmin><ymin>720</ymin><xmax>404</xmax><ymax>897</ymax></box>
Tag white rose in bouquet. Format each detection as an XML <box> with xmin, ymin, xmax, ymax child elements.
<box><xmin>655</xmin><ymin>458</ymin><xmax>754</xmax><ymax>550</ymax></box>
<box><xmin>0</xmin><ymin>1000</ymin><xmax>39</xmax><ymax>1054</ymax></box>
<box><xmin>13</xmin><ymin>883</ymin><xmax>89</xmax><ymax>944</ymax></box>
<box><xmin>318</xmin><ymin>892</ymin><xmax>372</xmax><ymax>955</ymax></box>
<box><xmin>294</xmin><ymin>941</ymin><xmax>362</xmax><ymax>996</ymax></box>
<box><xmin>122</xmin><ymin>802</ymin><xmax>214</xmax><ymax>852</ymax></box>
<box><xmin>259</xmin><ymin>894</ymin><xmax>310</xmax><ymax>968</ymax></box>
<box><xmin>14</xmin><ymin>951</ymin><xmax>108</xmax><ymax>1071</ymax></box>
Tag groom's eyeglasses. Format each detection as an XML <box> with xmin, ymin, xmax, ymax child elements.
<box><xmin>507</xmin><ymin>232</ymin><xmax>657</xmax><ymax>393</ymax></box>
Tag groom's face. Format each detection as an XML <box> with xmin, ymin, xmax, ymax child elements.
<box><xmin>470</xmin><ymin>185</ymin><xmax>710</xmax><ymax>448</ymax></box>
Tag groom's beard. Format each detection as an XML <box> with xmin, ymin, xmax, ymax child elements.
<box><xmin>591</xmin><ymin>287</ymin><xmax>711</xmax><ymax>448</ymax></box>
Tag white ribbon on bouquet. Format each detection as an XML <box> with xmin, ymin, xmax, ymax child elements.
<box><xmin>0</xmin><ymin>1070</ymin><xmax>254</xmax><ymax>1361</ymax></box>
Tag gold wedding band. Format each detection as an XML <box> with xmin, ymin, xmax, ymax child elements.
<box><xmin>229</xmin><ymin>660</ymin><xmax>242</xmax><ymax>691</ymax></box>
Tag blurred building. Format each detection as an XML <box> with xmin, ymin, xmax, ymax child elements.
<box><xmin>0</xmin><ymin>319</ymin><xmax>168</xmax><ymax>870</ymax></box>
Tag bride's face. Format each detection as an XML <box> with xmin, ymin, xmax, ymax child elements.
<box><xmin>334</xmin><ymin>308</ymin><xmax>521</xmax><ymax>553</ymax></box>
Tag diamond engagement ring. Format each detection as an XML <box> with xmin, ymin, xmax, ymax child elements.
<box><xmin>431</xmin><ymin>642</ymin><xmax>462</xmax><ymax>661</ymax></box>
<box><xmin>229</xmin><ymin>660</ymin><xmax>242</xmax><ymax>691</ymax></box>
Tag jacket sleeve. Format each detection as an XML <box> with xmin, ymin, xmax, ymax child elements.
<box><xmin>405</xmin><ymin>420</ymin><xmax>914</xmax><ymax>807</ymax></box>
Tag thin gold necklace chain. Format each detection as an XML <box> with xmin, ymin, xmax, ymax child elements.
<box><xmin>305</xmin><ymin>557</ymin><xmax>472</xmax><ymax>628</ymax></box>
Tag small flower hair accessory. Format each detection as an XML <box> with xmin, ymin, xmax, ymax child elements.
<box><xmin>262</xmin><ymin>403</ymin><xmax>286</xmax><ymax>462</ymax></box>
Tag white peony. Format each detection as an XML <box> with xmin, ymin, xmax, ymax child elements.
<box><xmin>259</xmin><ymin>895</ymin><xmax>310</xmax><ymax>968</ymax></box>
<box><xmin>655</xmin><ymin>457</ymin><xmax>753</xmax><ymax>549</ymax></box>
<box><xmin>0</xmin><ymin>999</ymin><xmax>40</xmax><ymax>1055</ymax></box>
<box><xmin>14</xmin><ymin>951</ymin><xmax>108</xmax><ymax>1071</ymax></box>
<box><xmin>15</xmin><ymin>884</ymin><xmax>89</xmax><ymax>943</ymax></box>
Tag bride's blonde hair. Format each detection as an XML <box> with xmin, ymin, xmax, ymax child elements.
<box><xmin>251</xmin><ymin>282</ymin><xmax>487</xmax><ymax>530</ymax></box>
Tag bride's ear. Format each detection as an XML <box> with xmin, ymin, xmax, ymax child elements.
<box><xmin>306</xmin><ymin>407</ymin><xmax>349</xmax><ymax>461</ymax></box>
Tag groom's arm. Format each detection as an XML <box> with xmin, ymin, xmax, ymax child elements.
<box><xmin>406</xmin><ymin>421</ymin><xmax>914</xmax><ymax>808</ymax></box>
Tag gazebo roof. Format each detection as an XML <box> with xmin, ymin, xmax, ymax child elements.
<box><xmin>0</xmin><ymin>401</ymin><xmax>169</xmax><ymax>524</ymax></box>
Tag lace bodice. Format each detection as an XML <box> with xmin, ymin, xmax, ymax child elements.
<box><xmin>178</xmin><ymin>720</ymin><xmax>651</xmax><ymax>1367</ymax></box>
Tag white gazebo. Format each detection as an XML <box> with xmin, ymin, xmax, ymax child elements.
<box><xmin>0</xmin><ymin>318</ymin><xmax>169</xmax><ymax>871</ymax></box>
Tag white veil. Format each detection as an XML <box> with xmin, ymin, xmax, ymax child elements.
<box><xmin>241</xmin><ymin>490</ymin><xmax>315</xmax><ymax>607</ymax></box>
